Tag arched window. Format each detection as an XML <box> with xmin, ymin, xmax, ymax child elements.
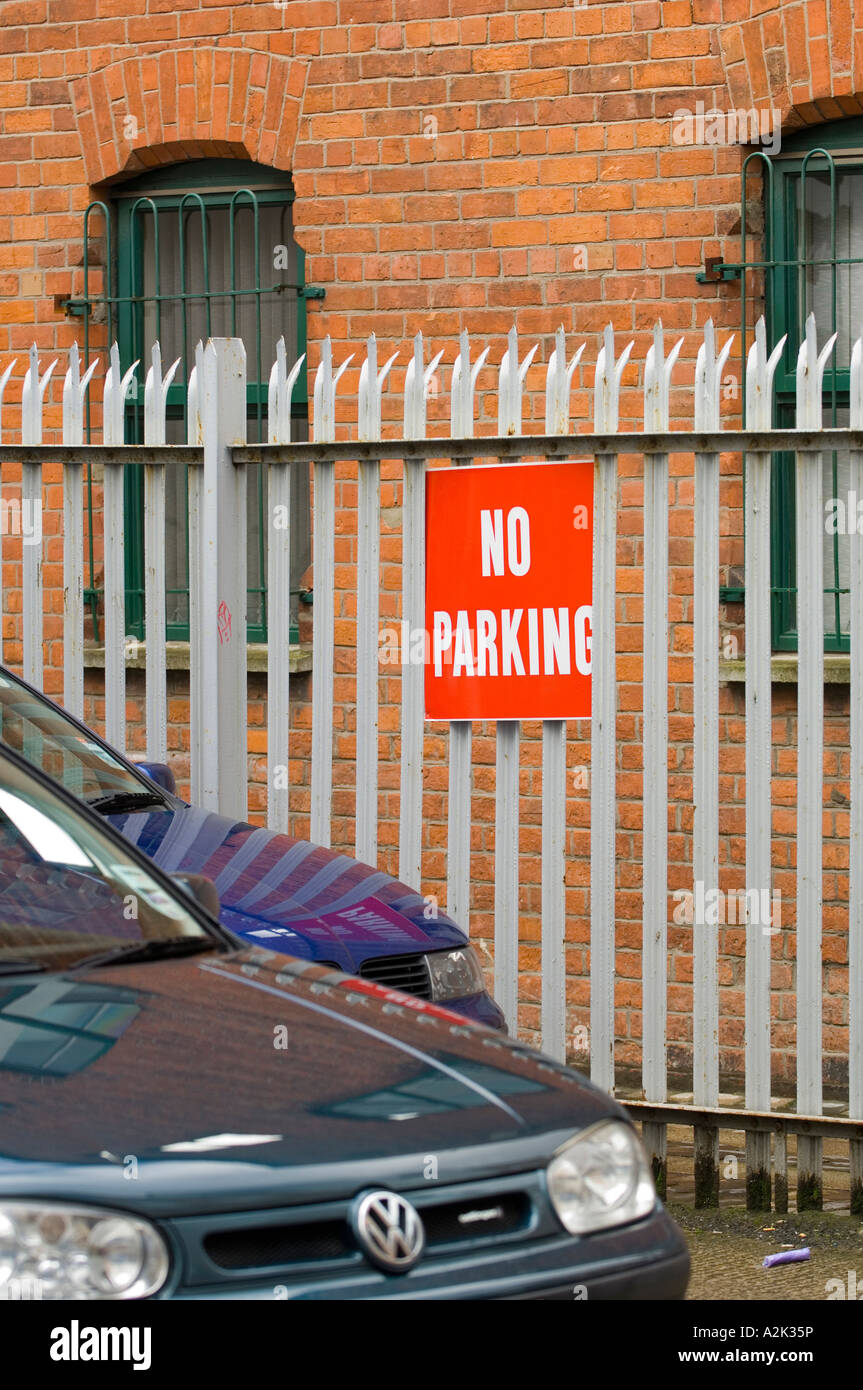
<box><xmin>79</xmin><ymin>159</ymin><xmax>310</xmax><ymax>645</ymax></box>
<box><xmin>729</xmin><ymin>119</ymin><xmax>863</xmax><ymax>651</ymax></box>
<box><xmin>763</xmin><ymin>122</ymin><xmax>863</xmax><ymax>652</ymax></box>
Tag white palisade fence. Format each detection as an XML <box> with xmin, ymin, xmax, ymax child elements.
<box><xmin>0</xmin><ymin>314</ymin><xmax>861</xmax><ymax>1213</ymax></box>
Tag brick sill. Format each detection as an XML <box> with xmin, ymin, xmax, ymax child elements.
<box><xmin>720</xmin><ymin>654</ymin><xmax>850</xmax><ymax>684</ymax></box>
<box><xmin>83</xmin><ymin>641</ymin><xmax>313</xmax><ymax>675</ymax></box>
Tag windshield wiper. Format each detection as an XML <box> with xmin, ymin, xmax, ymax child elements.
<box><xmin>0</xmin><ymin>959</ymin><xmax>47</xmax><ymax>975</ymax></box>
<box><xmin>70</xmin><ymin>937</ymin><xmax>218</xmax><ymax>971</ymax></box>
<box><xmin>85</xmin><ymin>791</ymin><xmax>168</xmax><ymax>814</ymax></box>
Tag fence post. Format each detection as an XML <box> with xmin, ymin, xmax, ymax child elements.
<box><xmin>692</xmin><ymin>317</ymin><xmax>733</xmax><ymax>1206</ymax></box>
<box><xmin>544</xmin><ymin>324</ymin><xmax>583</xmax><ymax>437</ymax></box>
<box><xmin>591</xmin><ymin>323</ymin><xmax>632</xmax><ymax>1091</ymax></box>
<box><xmin>143</xmin><ymin>343</ymin><xmax>179</xmax><ymax>764</ymax></box>
<box><xmin>21</xmin><ymin>345</ymin><xmax>57</xmax><ymax>690</ymax></box>
<box><xmin>795</xmin><ymin>313</ymin><xmax>836</xmax><ymax>1210</ymax></box>
<box><xmin>200</xmin><ymin>338</ymin><xmax>248</xmax><ymax>819</ymax></box>
<box><xmin>62</xmin><ymin>344</ymin><xmax>99</xmax><ymax>721</ymax></box>
<box><xmin>541</xmin><ymin>325</ymin><xmax>584</xmax><ymax>1062</ymax></box>
<box><xmin>773</xmin><ymin>1131</ymin><xmax>789</xmax><ymax>1214</ymax></box>
<box><xmin>309</xmin><ymin>341</ymin><xmax>350</xmax><ymax>850</ymax></box>
<box><xmin>0</xmin><ymin>358</ymin><xmax>16</xmax><ymax>671</ymax></box>
<box><xmin>493</xmin><ymin>327</ymin><xmax>537</xmax><ymax>1032</ymax></box>
<box><xmin>744</xmin><ymin>316</ymin><xmax>785</xmax><ymax>1211</ymax></box>
<box><xmin>266</xmin><ymin>337</ymin><xmax>305</xmax><ymax>834</ymax></box>
<box><xmin>641</xmin><ymin>320</ymin><xmax>682</xmax><ymax>1194</ymax></box>
<box><xmin>356</xmin><ymin>335</ymin><xmax>397</xmax><ymax>867</ymax></box>
<box><xmin>187</xmin><ymin>342</ymin><xmax>205</xmax><ymax>806</ymax></box>
<box><xmin>310</xmin><ymin>337</ymin><xmax>353</xmax><ymax>847</ymax></box>
<box><xmin>0</xmin><ymin>360</ymin><xmax>16</xmax><ymax>441</ymax></box>
<box><xmin>447</xmin><ymin>331</ymin><xmax>489</xmax><ymax>931</ymax></box>
<box><xmin>850</xmin><ymin>327</ymin><xmax>863</xmax><ymax>1215</ymax></box>
<box><xmin>399</xmin><ymin>333</ymin><xmax>443</xmax><ymax>890</ymax></box>
<box><xmin>103</xmin><ymin>344</ymin><xmax>137</xmax><ymax>752</ymax></box>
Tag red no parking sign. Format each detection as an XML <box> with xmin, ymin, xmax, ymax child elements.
<box><xmin>424</xmin><ymin>460</ymin><xmax>594</xmax><ymax>721</ymax></box>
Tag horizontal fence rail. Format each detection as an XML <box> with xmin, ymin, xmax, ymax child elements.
<box><xmin>625</xmin><ymin>1100</ymin><xmax>863</xmax><ymax>1215</ymax></box>
<box><xmin>0</xmin><ymin>315</ymin><xmax>861</xmax><ymax>1213</ymax></box>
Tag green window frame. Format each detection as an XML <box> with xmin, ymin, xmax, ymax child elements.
<box><xmin>79</xmin><ymin>159</ymin><xmax>309</xmax><ymax>645</ymax></box>
<box><xmin>736</xmin><ymin>121</ymin><xmax>863</xmax><ymax>652</ymax></box>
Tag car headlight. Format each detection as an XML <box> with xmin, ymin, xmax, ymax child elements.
<box><xmin>547</xmin><ymin>1120</ymin><xmax>657</xmax><ymax>1235</ymax></box>
<box><xmin>0</xmin><ymin>1202</ymin><xmax>170</xmax><ymax>1300</ymax></box>
<box><xmin>426</xmin><ymin>946</ymin><xmax>485</xmax><ymax>1001</ymax></box>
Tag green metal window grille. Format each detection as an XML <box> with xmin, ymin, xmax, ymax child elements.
<box><xmin>718</xmin><ymin>120</ymin><xmax>863</xmax><ymax>652</ymax></box>
<box><xmin>75</xmin><ymin>160</ymin><xmax>311</xmax><ymax>646</ymax></box>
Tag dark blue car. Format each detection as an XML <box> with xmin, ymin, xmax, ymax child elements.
<box><xmin>0</xmin><ymin>665</ymin><xmax>504</xmax><ymax>1030</ymax></box>
<box><xmin>0</xmin><ymin>741</ymin><xmax>689</xmax><ymax>1301</ymax></box>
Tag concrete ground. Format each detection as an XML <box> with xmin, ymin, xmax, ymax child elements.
<box><xmin>651</xmin><ymin>1121</ymin><xmax>862</xmax><ymax>1299</ymax></box>
<box><xmin>669</xmin><ymin>1206</ymin><xmax>863</xmax><ymax>1300</ymax></box>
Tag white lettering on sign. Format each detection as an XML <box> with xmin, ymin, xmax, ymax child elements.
<box><xmin>476</xmin><ymin>610</ymin><xmax>498</xmax><ymax>676</ymax></box>
<box><xmin>502</xmin><ymin>608</ymin><xmax>525</xmax><ymax>676</ymax></box>
<box><xmin>432</xmin><ymin>606</ymin><xmax>593</xmax><ymax>678</ymax></box>
<box><xmin>507</xmin><ymin>506</ymin><xmax>530</xmax><ymax>574</ymax></box>
<box><xmin>527</xmin><ymin>607</ymin><xmax>539</xmax><ymax>674</ymax></box>
<box><xmin>574</xmin><ymin>604</ymin><xmax>591</xmax><ymax>674</ymax></box>
<box><xmin>453</xmin><ymin>610</ymin><xmax>475</xmax><ymax>677</ymax></box>
<box><xmin>543</xmin><ymin>608</ymin><xmax>570</xmax><ymax>675</ymax></box>
<box><xmin>480</xmin><ymin>506</ymin><xmax>531</xmax><ymax>577</ymax></box>
<box><xmin>433</xmin><ymin>611</ymin><xmax>452</xmax><ymax>676</ymax></box>
<box><xmin>425</xmin><ymin>460</ymin><xmax>593</xmax><ymax>720</ymax></box>
<box><xmin>480</xmin><ymin>508</ymin><xmax>505</xmax><ymax>576</ymax></box>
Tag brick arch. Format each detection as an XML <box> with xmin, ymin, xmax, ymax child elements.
<box><xmin>68</xmin><ymin>47</ymin><xmax>308</xmax><ymax>187</ymax></box>
<box><xmin>719</xmin><ymin>0</ymin><xmax>863</xmax><ymax>128</ymax></box>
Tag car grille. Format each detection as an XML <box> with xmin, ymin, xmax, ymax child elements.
<box><xmin>204</xmin><ymin>1221</ymin><xmax>351</xmax><ymax>1271</ymax></box>
<box><xmin>183</xmin><ymin>1183</ymin><xmax>538</xmax><ymax>1285</ymax></box>
<box><xmin>421</xmin><ymin>1192</ymin><xmax>530</xmax><ymax>1244</ymax></box>
<box><xmin>358</xmin><ymin>951</ymin><xmax>432</xmax><ymax>999</ymax></box>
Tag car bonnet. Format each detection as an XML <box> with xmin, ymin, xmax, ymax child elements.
<box><xmin>0</xmin><ymin>948</ymin><xmax>622</xmax><ymax>1213</ymax></box>
<box><xmin>107</xmin><ymin>804</ymin><xmax>468</xmax><ymax>966</ymax></box>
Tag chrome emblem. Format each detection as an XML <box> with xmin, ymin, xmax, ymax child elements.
<box><xmin>352</xmin><ymin>1190</ymin><xmax>425</xmax><ymax>1273</ymax></box>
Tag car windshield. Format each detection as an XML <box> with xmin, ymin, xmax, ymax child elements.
<box><xmin>0</xmin><ymin>671</ymin><xmax>158</xmax><ymax>805</ymax></box>
<box><xmin>0</xmin><ymin>752</ymin><xmax>213</xmax><ymax>972</ymax></box>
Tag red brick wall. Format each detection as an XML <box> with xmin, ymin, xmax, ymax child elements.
<box><xmin>1</xmin><ymin>0</ymin><xmax>859</xmax><ymax>1092</ymax></box>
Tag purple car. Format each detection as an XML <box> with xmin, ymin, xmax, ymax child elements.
<box><xmin>0</xmin><ymin>665</ymin><xmax>505</xmax><ymax>1031</ymax></box>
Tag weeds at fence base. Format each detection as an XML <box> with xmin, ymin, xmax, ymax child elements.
<box><xmin>796</xmin><ymin>1173</ymin><xmax>823</xmax><ymax>1213</ymax></box>
<box><xmin>651</xmin><ymin>1154</ymin><xmax>667</xmax><ymax>1202</ymax></box>
<box><xmin>694</xmin><ymin>1129</ymin><xmax>721</xmax><ymax>1209</ymax></box>
<box><xmin>746</xmin><ymin>1168</ymin><xmax>772</xmax><ymax>1212</ymax></box>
